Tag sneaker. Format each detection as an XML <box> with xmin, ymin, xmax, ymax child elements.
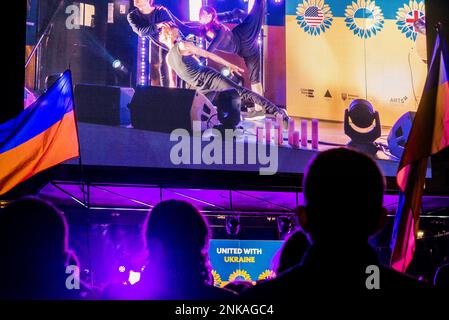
<box><xmin>244</xmin><ymin>109</ymin><xmax>266</xmax><ymax>121</ymax></box>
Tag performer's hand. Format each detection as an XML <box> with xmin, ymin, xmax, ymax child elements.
<box><xmin>228</xmin><ymin>64</ymin><xmax>244</xmax><ymax>77</ymax></box>
<box><xmin>157</xmin><ymin>22</ymin><xmax>173</xmax><ymax>31</ymax></box>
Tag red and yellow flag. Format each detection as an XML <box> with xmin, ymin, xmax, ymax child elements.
<box><xmin>391</xmin><ymin>28</ymin><xmax>449</xmax><ymax>272</ymax></box>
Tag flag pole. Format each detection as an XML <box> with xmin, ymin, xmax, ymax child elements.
<box><xmin>67</xmin><ymin>70</ymin><xmax>88</xmax><ymax>208</ymax></box>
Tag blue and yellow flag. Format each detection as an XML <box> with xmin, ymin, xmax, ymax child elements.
<box><xmin>391</xmin><ymin>28</ymin><xmax>449</xmax><ymax>272</ymax></box>
<box><xmin>0</xmin><ymin>70</ymin><xmax>79</xmax><ymax>195</ymax></box>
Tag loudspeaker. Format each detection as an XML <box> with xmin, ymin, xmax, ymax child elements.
<box><xmin>74</xmin><ymin>84</ymin><xmax>134</xmax><ymax>126</ymax></box>
<box><xmin>129</xmin><ymin>86</ymin><xmax>219</xmax><ymax>133</ymax></box>
<box><xmin>388</xmin><ymin>111</ymin><xmax>416</xmax><ymax>159</ymax></box>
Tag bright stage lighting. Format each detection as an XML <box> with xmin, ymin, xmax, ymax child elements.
<box><xmin>112</xmin><ymin>59</ymin><xmax>122</xmax><ymax>69</ymax></box>
<box><xmin>221</xmin><ymin>67</ymin><xmax>231</xmax><ymax>77</ymax></box>
<box><xmin>128</xmin><ymin>271</ymin><xmax>141</xmax><ymax>285</ymax></box>
<box><xmin>112</xmin><ymin>59</ymin><xmax>128</xmax><ymax>74</ymax></box>
<box><xmin>189</xmin><ymin>0</ymin><xmax>202</xmax><ymax>21</ymax></box>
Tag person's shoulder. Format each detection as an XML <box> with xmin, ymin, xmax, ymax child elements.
<box><xmin>241</xmin><ymin>267</ymin><xmax>305</xmax><ymax>300</ymax></box>
<box><xmin>127</xmin><ymin>8</ymin><xmax>140</xmax><ymax>20</ymax></box>
<box><xmin>202</xmin><ymin>285</ymin><xmax>238</xmax><ymax>300</ymax></box>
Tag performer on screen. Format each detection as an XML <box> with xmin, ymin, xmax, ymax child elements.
<box><xmin>127</xmin><ymin>0</ymin><xmax>201</xmax><ymax>87</ymax></box>
<box><xmin>198</xmin><ymin>0</ymin><xmax>266</xmax><ymax>120</ymax></box>
<box><xmin>159</xmin><ymin>24</ymin><xmax>289</xmax><ymax>123</ymax></box>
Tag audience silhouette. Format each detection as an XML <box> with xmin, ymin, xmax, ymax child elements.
<box><xmin>0</xmin><ymin>197</ymin><xmax>91</xmax><ymax>299</ymax></box>
<box><xmin>1</xmin><ymin>148</ymin><xmax>440</xmax><ymax>300</ymax></box>
<box><xmin>103</xmin><ymin>200</ymin><xmax>236</xmax><ymax>299</ymax></box>
<box><xmin>242</xmin><ymin>148</ymin><xmax>428</xmax><ymax>298</ymax></box>
<box><xmin>273</xmin><ymin>229</ymin><xmax>310</xmax><ymax>275</ymax></box>
<box><xmin>223</xmin><ymin>281</ymin><xmax>253</xmax><ymax>294</ymax></box>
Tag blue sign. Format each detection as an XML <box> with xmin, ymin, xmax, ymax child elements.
<box><xmin>208</xmin><ymin>239</ymin><xmax>283</xmax><ymax>287</ymax></box>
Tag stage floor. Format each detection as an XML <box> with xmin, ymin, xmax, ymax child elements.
<box><xmin>64</xmin><ymin>118</ymin><xmax>408</xmax><ymax>179</ymax></box>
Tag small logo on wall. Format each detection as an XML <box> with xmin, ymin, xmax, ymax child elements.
<box><xmin>390</xmin><ymin>96</ymin><xmax>409</xmax><ymax>104</ymax></box>
<box><xmin>296</xmin><ymin>0</ymin><xmax>333</xmax><ymax>36</ymax></box>
<box><xmin>341</xmin><ymin>93</ymin><xmax>359</xmax><ymax>101</ymax></box>
<box><xmin>396</xmin><ymin>1</ymin><xmax>425</xmax><ymax>41</ymax></box>
<box><xmin>301</xmin><ymin>88</ymin><xmax>315</xmax><ymax>98</ymax></box>
<box><xmin>324</xmin><ymin>90</ymin><xmax>332</xmax><ymax>98</ymax></box>
<box><xmin>345</xmin><ymin>0</ymin><xmax>384</xmax><ymax>39</ymax></box>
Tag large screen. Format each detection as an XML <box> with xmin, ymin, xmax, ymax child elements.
<box><xmin>24</xmin><ymin>0</ymin><xmax>428</xmax><ymax>178</ymax></box>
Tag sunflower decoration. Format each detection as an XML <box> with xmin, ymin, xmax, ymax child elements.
<box><xmin>228</xmin><ymin>269</ymin><xmax>252</xmax><ymax>282</ymax></box>
<box><xmin>345</xmin><ymin>0</ymin><xmax>384</xmax><ymax>39</ymax></box>
<box><xmin>258</xmin><ymin>269</ymin><xmax>277</xmax><ymax>281</ymax></box>
<box><xmin>211</xmin><ymin>270</ymin><xmax>222</xmax><ymax>287</ymax></box>
<box><xmin>296</xmin><ymin>0</ymin><xmax>333</xmax><ymax>36</ymax></box>
<box><xmin>396</xmin><ymin>1</ymin><xmax>425</xmax><ymax>41</ymax></box>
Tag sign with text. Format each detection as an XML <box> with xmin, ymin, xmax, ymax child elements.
<box><xmin>209</xmin><ymin>240</ymin><xmax>283</xmax><ymax>287</ymax></box>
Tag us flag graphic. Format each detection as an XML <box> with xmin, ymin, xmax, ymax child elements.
<box><xmin>305</xmin><ymin>6</ymin><xmax>324</xmax><ymax>27</ymax></box>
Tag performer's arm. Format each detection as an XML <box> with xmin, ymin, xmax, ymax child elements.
<box><xmin>127</xmin><ymin>7</ymin><xmax>172</xmax><ymax>38</ymax></box>
<box><xmin>165</xmin><ymin>10</ymin><xmax>204</xmax><ymax>37</ymax></box>
<box><xmin>181</xmin><ymin>41</ymin><xmax>244</xmax><ymax>76</ymax></box>
<box><xmin>217</xmin><ymin>9</ymin><xmax>247</xmax><ymax>24</ymax></box>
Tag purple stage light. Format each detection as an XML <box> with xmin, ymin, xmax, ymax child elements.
<box><xmin>128</xmin><ymin>270</ymin><xmax>141</xmax><ymax>285</ymax></box>
<box><xmin>137</xmin><ymin>37</ymin><xmax>149</xmax><ymax>86</ymax></box>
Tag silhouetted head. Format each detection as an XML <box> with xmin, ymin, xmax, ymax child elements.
<box><xmin>199</xmin><ymin>6</ymin><xmax>217</xmax><ymax>25</ymax></box>
<box><xmin>298</xmin><ymin>148</ymin><xmax>387</xmax><ymax>243</ymax></box>
<box><xmin>143</xmin><ymin>200</ymin><xmax>212</xmax><ymax>284</ymax></box>
<box><xmin>0</xmin><ymin>197</ymin><xmax>70</xmax><ymax>298</ymax></box>
<box><xmin>0</xmin><ymin>196</ymin><xmax>68</xmax><ymax>264</ymax></box>
<box><xmin>274</xmin><ymin>229</ymin><xmax>310</xmax><ymax>274</ymax></box>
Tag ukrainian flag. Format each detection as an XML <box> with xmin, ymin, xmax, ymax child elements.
<box><xmin>391</xmin><ymin>28</ymin><xmax>449</xmax><ymax>272</ymax></box>
<box><xmin>0</xmin><ymin>70</ymin><xmax>79</xmax><ymax>195</ymax></box>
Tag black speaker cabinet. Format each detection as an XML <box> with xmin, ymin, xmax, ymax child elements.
<box><xmin>74</xmin><ymin>84</ymin><xmax>134</xmax><ymax>126</ymax></box>
<box><xmin>129</xmin><ymin>86</ymin><xmax>218</xmax><ymax>133</ymax></box>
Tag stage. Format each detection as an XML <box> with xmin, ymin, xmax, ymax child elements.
<box><xmin>64</xmin><ymin>118</ymin><xmax>405</xmax><ymax>177</ymax></box>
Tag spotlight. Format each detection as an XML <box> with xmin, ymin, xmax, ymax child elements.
<box><xmin>112</xmin><ymin>60</ymin><xmax>122</xmax><ymax>69</ymax></box>
<box><xmin>128</xmin><ymin>270</ymin><xmax>141</xmax><ymax>285</ymax></box>
<box><xmin>221</xmin><ymin>67</ymin><xmax>231</xmax><ymax>77</ymax></box>
<box><xmin>226</xmin><ymin>216</ymin><xmax>241</xmax><ymax>236</ymax></box>
<box><xmin>112</xmin><ymin>59</ymin><xmax>128</xmax><ymax>73</ymax></box>
<box><xmin>118</xmin><ymin>265</ymin><xmax>126</xmax><ymax>273</ymax></box>
<box><xmin>277</xmin><ymin>216</ymin><xmax>294</xmax><ymax>237</ymax></box>
<box><xmin>214</xmin><ymin>89</ymin><xmax>242</xmax><ymax>130</ymax></box>
<box><xmin>344</xmin><ymin>99</ymin><xmax>381</xmax><ymax>153</ymax></box>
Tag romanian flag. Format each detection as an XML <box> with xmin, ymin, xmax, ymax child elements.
<box><xmin>0</xmin><ymin>70</ymin><xmax>79</xmax><ymax>195</ymax></box>
<box><xmin>391</xmin><ymin>28</ymin><xmax>449</xmax><ymax>272</ymax></box>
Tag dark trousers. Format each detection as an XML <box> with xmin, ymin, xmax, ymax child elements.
<box><xmin>198</xmin><ymin>69</ymin><xmax>284</xmax><ymax>117</ymax></box>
